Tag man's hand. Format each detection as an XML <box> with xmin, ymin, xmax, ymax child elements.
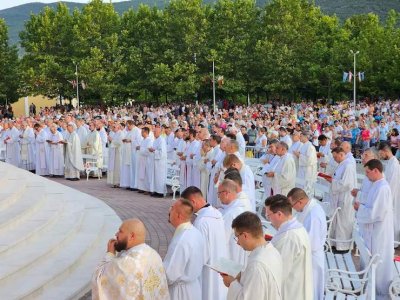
<box><xmin>351</xmin><ymin>188</ymin><xmax>359</xmax><ymax>198</ymax></box>
<box><xmin>107</xmin><ymin>239</ymin><xmax>117</xmax><ymax>254</ymax></box>
<box><xmin>320</xmin><ymin>162</ymin><xmax>327</xmax><ymax>168</ymax></box>
<box><xmin>211</xmin><ymin>159</ymin><xmax>217</xmax><ymax>166</ymax></box>
<box><xmin>220</xmin><ymin>274</ymin><xmax>235</xmax><ymax>287</ymax></box>
<box><xmin>190</xmin><ymin>153</ymin><xmax>195</xmax><ymax>159</ymax></box>
<box><xmin>353</xmin><ymin>201</ymin><xmax>360</xmax><ymax>211</ymax></box>
<box><xmin>266</xmin><ymin>172</ymin><xmax>274</xmax><ymax>178</ymax></box>
<box><xmin>324</xmin><ymin>177</ymin><xmax>332</xmax><ymax>183</ymax></box>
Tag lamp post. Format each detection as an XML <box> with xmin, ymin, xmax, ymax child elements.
<box><xmin>350</xmin><ymin>50</ymin><xmax>359</xmax><ymax>109</ymax></box>
<box><xmin>74</xmin><ymin>62</ymin><xmax>80</xmax><ymax>108</ymax></box>
<box><xmin>212</xmin><ymin>59</ymin><xmax>216</xmax><ymax>113</ymax></box>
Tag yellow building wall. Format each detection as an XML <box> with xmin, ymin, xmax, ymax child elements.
<box><xmin>11</xmin><ymin>95</ymin><xmax>58</xmax><ymax>117</ymax></box>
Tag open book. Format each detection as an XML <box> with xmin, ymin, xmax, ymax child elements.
<box><xmin>206</xmin><ymin>257</ymin><xmax>243</xmax><ymax>277</ymax></box>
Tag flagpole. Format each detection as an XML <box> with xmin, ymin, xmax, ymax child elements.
<box><xmin>74</xmin><ymin>62</ymin><xmax>80</xmax><ymax>108</ymax></box>
<box><xmin>350</xmin><ymin>50</ymin><xmax>359</xmax><ymax>109</ymax></box>
<box><xmin>212</xmin><ymin>59</ymin><xmax>216</xmax><ymax>113</ymax></box>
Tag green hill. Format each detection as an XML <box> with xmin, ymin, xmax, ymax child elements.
<box><xmin>1</xmin><ymin>0</ymin><xmax>400</xmax><ymax>48</ymax></box>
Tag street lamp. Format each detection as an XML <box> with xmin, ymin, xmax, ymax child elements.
<box><xmin>212</xmin><ymin>59</ymin><xmax>216</xmax><ymax>113</ymax></box>
<box><xmin>350</xmin><ymin>50</ymin><xmax>359</xmax><ymax>109</ymax></box>
<box><xmin>73</xmin><ymin>61</ymin><xmax>80</xmax><ymax>108</ymax></box>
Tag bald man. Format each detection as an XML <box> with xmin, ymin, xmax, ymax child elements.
<box><xmin>164</xmin><ymin>199</ymin><xmax>205</xmax><ymax>300</ymax></box>
<box><xmin>92</xmin><ymin>219</ymin><xmax>169</xmax><ymax>300</ymax></box>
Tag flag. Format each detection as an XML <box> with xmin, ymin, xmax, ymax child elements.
<box><xmin>358</xmin><ymin>72</ymin><xmax>365</xmax><ymax>82</ymax></box>
<box><xmin>342</xmin><ymin>72</ymin><xmax>349</xmax><ymax>82</ymax></box>
<box><xmin>81</xmin><ymin>80</ymin><xmax>87</xmax><ymax>90</ymax></box>
<box><xmin>68</xmin><ymin>80</ymin><xmax>77</xmax><ymax>88</ymax></box>
<box><xmin>348</xmin><ymin>71</ymin><xmax>353</xmax><ymax>83</ymax></box>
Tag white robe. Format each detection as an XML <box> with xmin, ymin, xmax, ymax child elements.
<box><xmin>207</xmin><ymin>146</ymin><xmax>224</xmax><ymax>206</ymax></box>
<box><xmin>330</xmin><ymin>159</ymin><xmax>357</xmax><ymax>250</ymax></box>
<box><xmin>48</xmin><ymin>131</ymin><xmax>64</xmax><ymax>176</ymax></box>
<box><xmin>288</xmin><ymin>141</ymin><xmax>302</xmax><ymax>171</ymax></box>
<box><xmin>120</xmin><ymin>130</ymin><xmax>133</xmax><ymax>188</ymax></box>
<box><xmin>273</xmin><ymin>153</ymin><xmax>296</xmax><ymax>196</ymax></box>
<box><xmin>384</xmin><ymin>156</ymin><xmax>400</xmax><ymax>242</ymax></box>
<box><xmin>35</xmin><ymin>129</ymin><xmax>49</xmax><ymax>176</ymax></box>
<box><xmin>92</xmin><ymin>243</ymin><xmax>170</xmax><ymax>300</ymax></box>
<box><xmin>189</xmin><ymin>140</ymin><xmax>202</xmax><ymax>188</ymax></box>
<box><xmin>237</xmin><ymin>191</ymin><xmax>252</xmax><ymax>212</ymax></box>
<box><xmin>166</xmin><ymin>132</ymin><xmax>176</xmax><ymax>160</ymax></box>
<box><xmin>227</xmin><ymin>243</ymin><xmax>282</xmax><ymax>300</ymax></box>
<box><xmin>262</xmin><ymin>155</ymin><xmax>280</xmax><ymax>198</ymax></box>
<box><xmin>296</xmin><ymin>199</ymin><xmax>327</xmax><ymax>300</ymax></box>
<box><xmin>4</xmin><ymin>127</ymin><xmax>21</xmax><ymax>167</ymax></box>
<box><xmin>240</xmin><ymin>165</ymin><xmax>256</xmax><ymax>211</ymax></box>
<box><xmin>76</xmin><ymin>125</ymin><xmax>88</xmax><ymax>152</ymax></box>
<box><xmin>193</xmin><ymin>206</ymin><xmax>228</xmax><ymax>300</ymax></box>
<box><xmin>163</xmin><ymin>222</ymin><xmax>205</xmax><ymax>300</ymax></box>
<box><xmin>19</xmin><ymin>127</ymin><xmax>36</xmax><ymax>170</ymax></box>
<box><xmin>151</xmin><ymin>136</ymin><xmax>167</xmax><ymax>194</ymax></box>
<box><xmin>107</xmin><ymin>131</ymin><xmax>123</xmax><ymax>185</ymax></box>
<box><xmin>357</xmin><ymin>178</ymin><xmax>394</xmax><ymax>299</ymax></box>
<box><xmin>64</xmin><ymin>131</ymin><xmax>84</xmax><ymax>178</ymax></box>
<box><xmin>271</xmin><ymin>219</ymin><xmax>313</xmax><ymax>300</ymax></box>
<box><xmin>236</xmin><ymin>131</ymin><xmax>246</xmax><ymax>159</ymax></box>
<box><xmin>280</xmin><ymin>134</ymin><xmax>292</xmax><ymax>148</ymax></box>
<box><xmin>98</xmin><ymin>127</ymin><xmax>108</xmax><ymax>169</ymax></box>
<box><xmin>298</xmin><ymin>141</ymin><xmax>318</xmax><ymax>197</ymax></box>
<box><xmin>175</xmin><ymin>138</ymin><xmax>187</xmax><ymax>192</ymax></box>
<box><xmin>129</xmin><ymin>127</ymin><xmax>142</xmax><ymax>189</ymax></box>
<box><xmin>317</xmin><ymin>143</ymin><xmax>332</xmax><ymax>173</ymax></box>
<box><xmin>184</xmin><ymin>141</ymin><xmax>195</xmax><ymax>188</ymax></box>
<box><xmin>85</xmin><ymin>130</ymin><xmax>103</xmax><ymax>168</ymax></box>
<box><xmin>221</xmin><ymin>200</ymin><xmax>248</xmax><ymax>268</ymax></box>
<box><xmin>136</xmin><ymin>136</ymin><xmax>154</xmax><ymax>192</ymax></box>
<box><xmin>198</xmin><ymin>149</ymin><xmax>213</xmax><ymax>199</ymax></box>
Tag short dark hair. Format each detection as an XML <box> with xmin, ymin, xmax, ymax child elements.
<box><xmin>287</xmin><ymin>187</ymin><xmax>308</xmax><ymax>202</ymax></box>
<box><xmin>211</xmin><ymin>134</ymin><xmax>221</xmax><ymax>144</ymax></box>
<box><xmin>278</xmin><ymin>141</ymin><xmax>288</xmax><ymax>150</ymax></box>
<box><xmin>232</xmin><ymin>212</ymin><xmax>263</xmax><ymax>238</ymax></box>
<box><xmin>377</xmin><ymin>141</ymin><xmax>391</xmax><ymax>152</ymax></box>
<box><xmin>265</xmin><ymin>194</ymin><xmax>292</xmax><ymax>216</ymax></box>
<box><xmin>142</xmin><ymin>127</ymin><xmax>150</xmax><ymax>134</ymax></box>
<box><xmin>181</xmin><ymin>186</ymin><xmax>203</xmax><ymax>199</ymax></box>
<box><xmin>224</xmin><ymin>168</ymin><xmax>243</xmax><ymax>187</ymax></box>
<box><xmin>177</xmin><ymin>198</ymin><xmax>194</xmax><ymax>219</ymax></box>
<box><xmin>318</xmin><ymin>134</ymin><xmax>327</xmax><ymax>141</ymax></box>
<box><xmin>364</xmin><ymin>159</ymin><xmax>383</xmax><ymax>173</ymax></box>
<box><xmin>331</xmin><ymin>146</ymin><xmax>345</xmax><ymax>154</ymax></box>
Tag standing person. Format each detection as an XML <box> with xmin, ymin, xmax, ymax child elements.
<box><xmin>96</xmin><ymin>119</ymin><xmax>108</xmax><ymax>171</ymax></box>
<box><xmin>136</xmin><ymin>127</ymin><xmax>154</xmax><ymax>194</ymax></box>
<box><xmin>324</xmin><ymin>147</ymin><xmax>357</xmax><ymax>251</ymax></box>
<box><xmin>47</xmin><ymin>124</ymin><xmax>64</xmax><ymax>177</ymax></box>
<box><xmin>218</xmin><ymin>179</ymin><xmax>248</xmax><ymax>267</ymax></box>
<box><xmin>288</xmin><ymin>131</ymin><xmax>302</xmax><ymax>171</ymax></box>
<box><xmin>287</xmin><ymin>188</ymin><xmax>327</xmax><ymax>300</ymax></box>
<box><xmin>85</xmin><ymin>122</ymin><xmax>103</xmax><ymax>169</ymax></box>
<box><xmin>163</xmin><ymin>199</ymin><xmax>205</xmax><ymax>300</ymax></box>
<box><xmin>149</xmin><ymin>124</ymin><xmax>167</xmax><ymax>198</ymax></box>
<box><xmin>279</xmin><ymin>127</ymin><xmax>292</xmax><ymax>148</ymax></box>
<box><xmin>261</xmin><ymin>140</ymin><xmax>280</xmax><ymax>198</ymax></box>
<box><xmin>268</xmin><ymin>142</ymin><xmax>296</xmax><ymax>196</ymax></box>
<box><xmin>107</xmin><ymin>124</ymin><xmax>123</xmax><ymax>188</ymax></box>
<box><xmin>354</xmin><ymin>159</ymin><xmax>394</xmax><ymax>299</ymax></box>
<box><xmin>19</xmin><ymin>122</ymin><xmax>36</xmax><ymax>171</ymax></box>
<box><xmin>119</xmin><ymin>120</ymin><xmax>135</xmax><ymax>189</ymax></box>
<box><xmin>316</xmin><ymin>134</ymin><xmax>331</xmax><ymax>172</ymax></box>
<box><xmin>293</xmin><ymin>131</ymin><xmax>317</xmax><ymax>197</ymax></box>
<box><xmin>129</xmin><ymin>122</ymin><xmax>142</xmax><ymax>191</ymax></box>
<box><xmin>92</xmin><ymin>219</ymin><xmax>170</xmax><ymax>300</ymax></box>
<box><xmin>63</xmin><ymin>123</ymin><xmax>84</xmax><ymax>181</ymax></box>
<box><xmin>181</xmin><ymin>187</ymin><xmax>228</xmax><ymax>300</ymax></box>
<box><xmin>33</xmin><ymin>123</ymin><xmax>49</xmax><ymax>176</ymax></box>
<box><xmin>265</xmin><ymin>194</ymin><xmax>313</xmax><ymax>300</ymax></box>
<box><xmin>76</xmin><ymin>118</ymin><xmax>88</xmax><ymax>153</ymax></box>
<box><xmin>197</xmin><ymin>139</ymin><xmax>213</xmax><ymax>198</ymax></box>
<box><xmin>377</xmin><ymin>142</ymin><xmax>400</xmax><ymax>242</ymax></box>
<box><xmin>175</xmin><ymin>128</ymin><xmax>188</xmax><ymax>192</ymax></box>
<box><xmin>3</xmin><ymin>122</ymin><xmax>21</xmax><ymax>167</ymax></box>
<box><xmin>222</xmin><ymin>212</ymin><xmax>282</xmax><ymax>300</ymax></box>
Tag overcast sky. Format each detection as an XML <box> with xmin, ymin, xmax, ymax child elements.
<box><xmin>0</xmin><ymin>1</ymin><xmax>128</xmax><ymax>11</ymax></box>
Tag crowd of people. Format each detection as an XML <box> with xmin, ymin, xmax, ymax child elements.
<box><xmin>1</xmin><ymin>99</ymin><xmax>400</xmax><ymax>299</ymax></box>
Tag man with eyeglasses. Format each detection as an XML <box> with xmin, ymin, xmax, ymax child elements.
<box><xmin>287</xmin><ymin>188</ymin><xmax>326</xmax><ymax>300</ymax></box>
<box><xmin>265</xmin><ymin>194</ymin><xmax>313</xmax><ymax>300</ymax></box>
<box><xmin>218</xmin><ymin>179</ymin><xmax>248</xmax><ymax>268</ymax></box>
<box><xmin>221</xmin><ymin>212</ymin><xmax>282</xmax><ymax>300</ymax></box>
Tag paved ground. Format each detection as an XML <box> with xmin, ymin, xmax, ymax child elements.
<box><xmin>49</xmin><ymin>176</ymin><xmax>175</xmax><ymax>258</ymax></box>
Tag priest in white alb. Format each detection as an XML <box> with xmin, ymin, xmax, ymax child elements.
<box><xmin>19</xmin><ymin>122</ymin><xmax>36</xmax><ymax>171</ymax></box>
<box><xmin>268</xmin><ymin>142</ymin><xmax>296</xmax><ymax>196</ymax></box>
<box><xmin>63</xmin><ymin>123</ymin><xmax>84</xmax><ymax>180</ymax></box>
<box><xmin>3</xmin><ymin>122</ymin><xmax>21</xmax><ymax>167</ymax></box>
<box><xmin>266</xmin><ymin>194</ymin><xmax>313</xmax><ymax>300</ymax></box>
<box><xmin>354</xmin><ymin>159</ymin><xmax>394</xmax><ymax>299</ymax></box>
<box><xmin>163</xmin><ymin>198</ymin><xmax>205</xmax><ymax>300</ymax></box>
<box><xmin>149</xmin><ymin>124</ymin><xmax>167</xmax><ymax>197</ymax></box>
<box><xmin>33</xmin><ymin>123</ymin><xmax>49</xmax><ymax>176</ymax></box>
<box><xmin>222</xmin><ymin>212</ymin><xmax>282</xmax><ymax>300</ymax></box>
<box><xmin>92</xmin><ymin>218</ymin><xmax>170</xmax><ymax>300</ymax></box>
<box><xmin>120</xmin><ymin>121</ymin><xmax>134</xmax><ymax>189</ymax></box>
<box><xmin>260</xmin><ymin>140</ymin><xmax>280</xmax><ymax>198</ymax></box>
<box><xmin>47</xmin><ymin>124</ymin><xmax>64</xmax><ymax>176</ymax></box>
<box><xmin>181</xmin><ymin>186</ymin><xmax>228</xmax><ymax>300</ymax></box>
<box><xmin>377</xmin><ymin>142</ymin><xmax>400</xmax><ymax>242</ymax></box>
<box><xmin>136</xmin><ymin>127</ymin><xmax>153</xmax><ymax>193</ymax></box>
<box><xmin>288</xmin><ymin>188</ymin><xmax>327</xmax><ymax>300</ymax></box>
<box><xmin>107</xmin><ymin>124</ymin><xmax>123</xmax><ymax>187</ymax></box>
<box><xmin>324</xmin><ymin>146</ymin><xmax>357</xmax><ymax>251</ymax></box>
<box><xmin>85</xmin><ymin>122</ymin><xmax>103</xmax><ymax>169</ymax></box>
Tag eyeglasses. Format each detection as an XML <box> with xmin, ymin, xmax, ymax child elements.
<box><xmin>217</xmin><ymin>190</ymin><xmax>228</xmax><ymax>196</ymax></box>
<box><xmin>233</xmin><ymin>232</ymin><xmax>244</xmax><ymax>242</ymax></box>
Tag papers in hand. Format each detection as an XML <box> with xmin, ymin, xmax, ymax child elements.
<box><xmin>206</xmin><ymin>257</ymin><xmax>243</xmax><ymax>277</ymax></box>
<box><xmin>318</xmin><ymin>172</ymin><xmax>332</xmax><ymax>179</ymax></box>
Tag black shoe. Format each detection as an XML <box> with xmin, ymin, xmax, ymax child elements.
<box><xmin>333</xmin><ymin>249</ymin><xmax>349</xmax><ymax>254</ymax></box>
<box><xmin>70</xmin><ymin>178</ymin><xmax>79</xmax><ymax>181</ymax></box>
<box><xmin>131</xmin><ymin>188</ymin><xmax>138</xmax><ymax>191</ymax></box>
<box><xmin>153</xmin><ymin>193</ymin><xmax>164</xmax><ymax>198</ymax></box>
<box><xmin>138</xmin><ymin>190</ymin><xmax>144</xmax><ymax>193</ymax></box>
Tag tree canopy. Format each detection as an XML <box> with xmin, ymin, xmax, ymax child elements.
<box><xmin>2</xmin><ymin>0</ymin><xmax>399</xmax><ymax>104</ymax></box>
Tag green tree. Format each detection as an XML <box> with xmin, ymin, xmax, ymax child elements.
<box><xmin>0</xmin><ymin>19</ymin><xmax>20</xmax><ymax>105</ymax></box>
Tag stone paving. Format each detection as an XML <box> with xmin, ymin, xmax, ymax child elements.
<box><xmin>49</xmin><ymin>176</ymin><xmax>175</xmax><ymax>259</ymax></box>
